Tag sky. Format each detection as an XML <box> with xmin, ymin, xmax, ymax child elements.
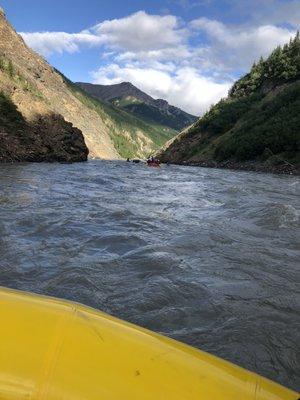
<box><xmin>1</xmin><ymin>0</ymin><xmax>299</xmax><ymax>115</ymax></box>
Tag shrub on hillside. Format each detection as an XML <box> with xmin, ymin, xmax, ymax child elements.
<box><xmin>215</xmin><ymin>83</ymin><xmax>300</xmax><ymax>161</ymax></box>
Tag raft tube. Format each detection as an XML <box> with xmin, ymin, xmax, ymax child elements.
<box><xmin>0</xmin><ymin>287</ymin><xmax>298</xmax><ymax>400</ymax></box>
<box><xmin>147</xmin><ymin>162</ymin><xmax>160</xmax><ymax>167</ymax></box>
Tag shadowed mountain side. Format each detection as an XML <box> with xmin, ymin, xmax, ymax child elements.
<box><xmin>0</xmin><ymin>93</ymin><xmax>88</xmax><ymax>162</ymax></box>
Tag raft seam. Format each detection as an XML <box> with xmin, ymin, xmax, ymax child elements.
<box><xmin>35</xmin><ymin>306</ymin><xmax>76</xmax><ymax>400</ymax></box>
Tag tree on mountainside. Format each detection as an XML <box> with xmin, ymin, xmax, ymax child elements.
<box><xmin>229</xmin><ymin>32</ymin><xmax>300</xmax><ymax>98</ymax></box>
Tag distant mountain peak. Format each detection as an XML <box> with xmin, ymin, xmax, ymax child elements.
<box><xmin>120</xmin><ymin>81</ymin><xmax>134</xmax><ymax>87</ymax></box>
<box><xmin>76</xmin><ymin>81</ymin><xmax>198</xmax><ymax>131</ymax></box>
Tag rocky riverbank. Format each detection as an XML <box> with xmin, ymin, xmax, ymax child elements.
<box><xmin>168</xmin><ymin>159</ymin><xmax>299</xmax><ymax>175</ymax></box>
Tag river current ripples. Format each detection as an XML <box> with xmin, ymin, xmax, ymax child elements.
<box><xmin>0</xmin><ymin>160</ymin><xmax>299</xmax><ymax>390</ymax></box>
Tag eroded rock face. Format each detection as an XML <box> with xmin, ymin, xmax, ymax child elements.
<box><xmin>0</xmin><ymin>93</ymin><xmax>88</xmax><ymax>162</ymax></box>
<box><xmin>28</xmin><ymin>114</ymin><xmax>88</xmax><ymax>162</ymax></box>
<box><xmin>0</xmin><ymin>9</ymin><xmax>117</xmax><ymax>161</ymax></box>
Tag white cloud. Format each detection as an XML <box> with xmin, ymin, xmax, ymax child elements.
<box><xmin>20</xmin><ymin>31</ymin><xmax>104</xmax><ymax>57</ymax></box>
<box><xmin>92</xmin><ymin>64</ymin><xmax>231</xmax><ymax>115</ymax></box>
<box><xmin>115</xmin><ymin>46</ymin><xmax>191</xmax><ymax>63</ymax></box>
<box><xmin>191</xmin><ymin>17</ymin><xmax>296</xmax><ymax>69</ymax></box>
<box><xmin>20</xmin><ymin>11</ymin><xmax>188</xmax><ymax>58</ymax></box>
<box><xmin>90</xmin><ymin>11</ymin><xmax>187</xmax><ymax>52</ymax></box>
<box><xmin>19</xmin><ymin>10</ymin><xmax>297</xmax><ymax>115</ymax></box>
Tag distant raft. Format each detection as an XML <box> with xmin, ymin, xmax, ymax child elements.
<box><xmin>0</xmin><ymin>287</ymin><xmax>298</xmax><ymax>400</ymax></box>
<box><xmin>147</xmin><ymin>156</ymin><xmax>160</xmax><ymax>167</ymax></box>
<box><xmin>147</xmin><ymin>162</ymin><xmax>160</xmax><ymax>167</ymax></box>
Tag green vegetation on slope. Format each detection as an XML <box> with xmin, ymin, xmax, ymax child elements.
<box><xmin>160</xmin><ymin>33</ymin><xmax>300</xmax><ymax>170</ymax></box>
<box><xmin>76</xmin><ymin>81</ymin><xmax>197</xmax><ymax>132</ymax></box>
<box><xmin>117</xmin><ymin>99</ymin><xmax>197</xmax><ymax>131</ymax></box>
<box><xmin>60</xmin><ymin>73</ymin><xmax>177</xmax><ymax>158</ymax></box>
<box><xmin>230</xmin><ymin>32</ymin><xmax>300</xmax><ymax>98</ymax></box>
<box><xmin>0</xmin><ymin>56</ymin><xmax>43</xmax><ymax>98</ymax></box>
<box><xmin>215</xmin><ymin>83</ymin><xmax>300</xmax><ymax>163</ymax></box>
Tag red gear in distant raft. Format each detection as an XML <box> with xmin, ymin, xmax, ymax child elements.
<box><xmin>147</xmin><ymin>156</ymin><xmax>160</xmax><ymax>167</ymax></box>
<box><xmin>0</xmin><ymin>287</ymin><xmax>298</xmax><ymax>400</ymax></box>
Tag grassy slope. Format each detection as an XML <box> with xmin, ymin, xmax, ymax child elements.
<box><xmin>160</xmin><ymin>34</ymin><xmax>300</xmax><ymax>171</ymax></box>
<box><xmin>61</xmin><ymin>74</ymin><xmax>177</xmax><ymax>158</ymax></box>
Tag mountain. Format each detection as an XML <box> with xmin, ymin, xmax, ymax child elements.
<box><xmin>76</xmin><ymin>82</ymin><xmax>198</xmax><ymax>132</ymax></box>
<box><xmin>158</xmin><ymin>33</ymin><xmax>300</xmax><ymax>174</ymax></box>
<box><xmin>0</xmin><ymin>8</ymin><xmax>88</xmax><ymax>162</ymax></box>
<box><xmin>0</xmin><ymin>9</ymin><xmax>175</xmax><ymax>162</ymax></box>
<box><xmin>62</xmin><ymin>77</ymin><xmax>179</xmax><ymax>158</ymax></box>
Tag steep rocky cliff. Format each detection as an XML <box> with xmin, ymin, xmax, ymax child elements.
<box><xmin>0</xmin><ymin>91</ymin><xmax>87</xmax><ymax>162</ymax></box>
<box><xmin>0</xmin><ymin>9</ymin><xmax>89</xmax><ymax>162</ymax></box>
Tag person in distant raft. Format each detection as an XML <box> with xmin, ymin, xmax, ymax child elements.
<box><xmin>147</xmin><ymin>156</ymin><xmax>160</xmax><ymax>167</ymax></box>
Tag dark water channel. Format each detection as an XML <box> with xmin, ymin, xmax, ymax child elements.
<box><xmin>0</xmin><ymin>160</ymin><xmax>299</xmax><ymax>390</ymax></box>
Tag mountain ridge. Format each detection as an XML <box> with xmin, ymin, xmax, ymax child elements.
<box><xmin>76</xmin><ymin>81</ymin><xmax>198</xmax><ymax>132</ymax></box>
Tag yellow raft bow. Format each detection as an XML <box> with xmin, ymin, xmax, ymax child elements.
<box><xmin>0</xmin><ymin>287</ymin><xmax>298</xmax><ymax>399</ymax></box>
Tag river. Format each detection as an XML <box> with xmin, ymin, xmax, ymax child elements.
<box><xmin>0</xmin><ymin>160</ymin><xmax>299</xmax><ymax>390</ymax></box>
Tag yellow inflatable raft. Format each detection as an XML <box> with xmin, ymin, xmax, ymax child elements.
<box><xmin>0</xmin><ymin>287</ymin><xmax>298</xmax><ymax>400</ymax></box>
